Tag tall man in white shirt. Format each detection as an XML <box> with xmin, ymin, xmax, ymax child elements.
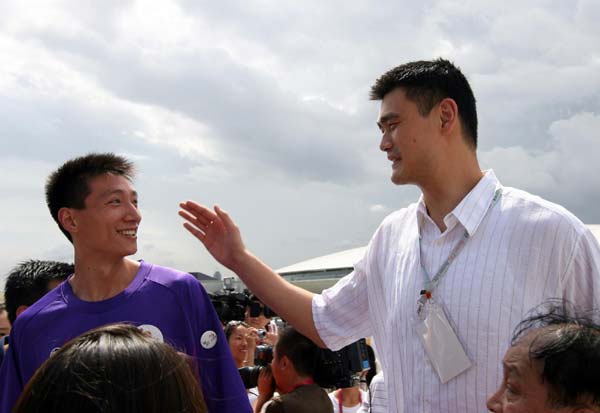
<box><xmin>179</xmin><ymin>58</ymin><xmax>600</xmax><ymax>412</ymax></box>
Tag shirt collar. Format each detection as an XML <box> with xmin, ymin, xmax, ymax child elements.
<box><xmin>417</xmin><ymin>170</ymin><xmax>501</xmax><ymax>237</ymax></box>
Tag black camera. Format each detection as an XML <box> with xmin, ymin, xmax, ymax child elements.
<box><xmin>209</xmin><ymin>292</ymin><xmax>248</xmax><ymax>324</ymax></box>
<box><xmin>238</xmin><ymin>344</ymin><xmax>274</xmax><ymax>388</ymax></box>
<box><xmin>254</xmin><ymin>344</ymin><xmax>273</xmax><ymax>366</ymax></box>
<box><xmin>314</xmin><ymin>339</ymin><xmax>371</xmax><ymax>389</ymax></box>
<box><xmin>238</xmin><ymin>365</ymin><xmax>269</xmax><ymax>390</ymax></box>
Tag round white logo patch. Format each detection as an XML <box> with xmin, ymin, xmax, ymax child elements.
<box><xmin>200</xmin><ymin>330</ymin><xmax>218</xmax><ymax>349</ymax></box>
<box><xmin>138</xmin><ymin>324</ymin><xmax>164</xmax><ymax>343</ymax></box>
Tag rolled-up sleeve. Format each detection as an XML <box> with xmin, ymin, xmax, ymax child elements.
<box><xmin>312</xmin><ymin>251</ymin><xmax>373</xmax><ymax>351</ymax></box>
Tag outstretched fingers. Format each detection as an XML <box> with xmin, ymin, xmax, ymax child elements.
<box><xmin>214</xmin><ymin>205</ymin><xmax>237</xmax><ymax>231</ymax></box>
<box><xmin>179</xmin><ymin>201</ymin><xmax>217</xmax><ymax>227</ymax></box>
<box><xmin>182</xmin><ymin>221</ymin><xmax>208</xmax><ymax>244</ymax></box>
<box><xmin>179</xmin><ymin>201</ymin><xmax>220</xmax><ymax>244</ymax></box>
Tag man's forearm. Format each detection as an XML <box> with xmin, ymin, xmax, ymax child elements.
<box><xmin>231</xmin><ymin>250</ymin><xmax>326</xmax><ymax>348</ymax></box>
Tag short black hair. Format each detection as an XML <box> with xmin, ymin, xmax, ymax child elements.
<box><xmin>45</xmin><ymin>153</ymin><xmax>135</xmax><ymax>242</ymax></box>
<box><xmin>364</xmin><ymin>344</ymin><xmax>377</xmax><ymax>386</ymax></box>
<box><xmin>370</xmin><ymin>58</ymin><xmax>478</xmax><ymax>148</ymax></box>
<box><xmin>275</xmin><ymin>327</ymin><xmax>318</xmax><ymax>378</ymax></box>
<box><xmin>512</xmin><ymin>300</ymin><xmax>600</xmax><ymax>409</ymax></box>
<box><xmin>4</xmin><ymin>260</ymin><xmax>73</xmax><ymax>325</ymax></box>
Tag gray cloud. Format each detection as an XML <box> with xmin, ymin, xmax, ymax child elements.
<box><xmin>1</xmin><ymin>0</ymin><xmax>599</xmax><ymax>287</ymax></box>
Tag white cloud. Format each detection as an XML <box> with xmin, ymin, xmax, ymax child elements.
<box><xmin>369</xmin><ymin>204</ymin><xmax>390</xmax><ymax>213</ymax></box>
<box><xmin>1</xmin><ymin>0</ymin><xmax>600</xmax><ymax>286</ymax></box>
<box><xmin>480</xmin><ymin>111</ymin><xmax>600</xmax><ymax>221</ymax></box>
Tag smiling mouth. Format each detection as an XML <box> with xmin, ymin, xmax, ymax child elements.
<box><xmin>117</xmin><ymin>229</ymin><xmax>137</xmax><ymax>237</ymax></box>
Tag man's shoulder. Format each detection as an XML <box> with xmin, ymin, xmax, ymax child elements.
<box><xmin>384</xmin><ymin>202</ymin><xmax>419</xmax><ymax>221</ymax></box>
<box><xmin>363</xmin><ymin>202</ymin><xmax>420</xmax><ymax>251</ymax></box>
<box><xmin>502</xmin><ymin>186</ymin><xmax>588</xmax><ymax>233</ymax></box>
<box><xmin>376</xmin><ymin>202</ymin><xmax>419</xmax><ymax>233</ymax></box>
<box><xmin>143</xmin><ymin>261</ymin><xmax>203</xmax><ymax>289</ymax></box>
<box><xmin>267</xmin><ymin>385</ymin><xmax>332</xmax><ymax>413</ymax></box>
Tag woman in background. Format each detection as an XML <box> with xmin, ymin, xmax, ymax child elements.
<box><xmin>327</xmin><ymin>344</ymin><xmax>377</xmax><ymax>413</ymax></box>
<box><xmin>225</xmin><ymin>320</ymin><xmax>253</xmax><ymax>368</ymax></box>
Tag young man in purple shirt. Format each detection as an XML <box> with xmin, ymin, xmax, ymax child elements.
<box><xmin>0</xmin><ymin>153</ymin><xmax>250</xmax><ymax>413</ymax></box>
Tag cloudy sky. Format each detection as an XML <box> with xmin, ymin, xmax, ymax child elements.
<box><xmin>1</xmin><ymin>0</ymin><xmax>599</xmax><ymax>286</ymax></box>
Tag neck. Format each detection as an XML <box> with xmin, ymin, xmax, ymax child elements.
<box><xmin>339</xmin><ymin>387</ymin><xmax>361</xmax><ymax>407</ymax></box>
<box><xmin>420</xmin><ymin>159</ymin><xmax>483</xmax><ymax>232</ymax></box>
<box><xmin>71</xmin><ymin>253</ymin><xmax>139</xmax><ymax>301</ymax></box>
<box><xmin>283</xmin><ymin>375</ymin><xmax>314</xmax><ymax>394</ymax></box>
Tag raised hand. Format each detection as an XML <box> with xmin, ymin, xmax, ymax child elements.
<box><xmin>178</xmin><ymin>202</ymin><xmax>246</xmax><ymax>271</ymax></box>
<box><xmin>245</xmin><ymin>328</ymin><xmax>259</xmax><ymax>366</ymax></box>
<box><xmin>254</xmin><ymin>366</ymin><xmax>276</xmax><ymax>413</ymax></box>
<box><xmin>256</xmin><ymin>366</ymin><xmax>276</xmax><ymax>398</ymax></box>
<box><xmin>262</xmin><ymin>321</ymin><xmax>279</xmax><ymax>346</ymax></box>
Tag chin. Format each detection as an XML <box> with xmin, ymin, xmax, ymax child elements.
<box><xmin>391</xmin><ymin>175</ymin><xmax>408</xmax><ymax>185</ymax></box>
<box><xmin>123</xmin><ymin>245</ymin><xmax>138</xmax><ymax>256</ymax></box>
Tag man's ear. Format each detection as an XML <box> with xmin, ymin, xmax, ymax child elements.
<box><xmin>16</xmin><ymin>305</ymin><xmax>29</xmax><ymax>318</ymax></box>
<box><xmin>280</xmin><ymin>355</ymin><xmax>290</xmax><ymax>370</ymax></box>
<box><xmin>438</xmin><ymin>98</ymin><xmax>459</xmax><ymax>135</ymax></box>
<box><xmin>58</xmin><ymin>207</ymin><xmax>78</xmax><ymax>234</ymax></box>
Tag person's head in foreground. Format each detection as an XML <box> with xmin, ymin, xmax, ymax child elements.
<box><xmin>487</xmin><ymin>300</ymin><xmax>600</xmax><ymax>413</ymax></box>
<box><xmin>14</xmin><ymin>323</ymin><xmax>207</xmax><ymax>413</ymax></box>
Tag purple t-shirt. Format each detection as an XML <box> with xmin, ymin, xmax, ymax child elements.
<box><xmin>0</xmin><ymin>261</ymin><xmax>251</xmax><ymax>413</ymax></box>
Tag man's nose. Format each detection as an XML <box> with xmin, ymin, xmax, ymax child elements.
<box><xmin>485</xmin><ymin>389</ymin><xmax>502</xmax><ymax>412</ymax></box>
<box><xmin>125</xmin><ymin>202</ymin><xmax>141</xmax><ymax>222</ymax></box>
<box><xmin>379</xmin><ymin>132</ymin><xmax>392</xmax><ymax>152</ymax></box>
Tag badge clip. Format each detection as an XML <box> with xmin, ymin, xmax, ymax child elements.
<box><xmin>417</xmin><ymin>289</ymin><xmax>432</xmax><ymax>316</ymax></box>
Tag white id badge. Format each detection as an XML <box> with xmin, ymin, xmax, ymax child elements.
<box><xmin>415</xmin><ymin>301</ymin><xmax>472</xmax><ymax>383</ymax></box>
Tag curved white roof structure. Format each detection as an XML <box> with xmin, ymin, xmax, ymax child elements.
<box><xmin>196</xmin><ymin>226</ymin><xmax>600</xmax><ymax>294</ymax></box>
<box><xmin>276</xmin><ymin>246</ymin><xmax>367</xmax><ymax>275</ymax></box>
<box><xmin>274</xmin><ymin>225</ymin><xmax>600</xmax><ymax>293</ymax></box>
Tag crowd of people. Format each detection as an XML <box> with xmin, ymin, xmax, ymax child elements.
<box><xmin>1</xmin><ymin>57</ymin><xmax>600</xmax><ymax>412</ymax></box>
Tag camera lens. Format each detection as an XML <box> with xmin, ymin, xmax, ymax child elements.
<box><xmin>254</xmin><ymin>345</ymin><xmax>273</xmax><ymax>366</ymax></box>
<box><xmin>238</xmin><ymin>366</ymin><xmax>262</xmax><ymax>389</ymax></box>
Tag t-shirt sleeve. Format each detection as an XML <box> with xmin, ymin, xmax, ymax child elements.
<box><xmin>560</xmin><ymin>226</ymin><xmax>600</xmax><ymax>309</ymax></box>
<box><xmin>185</xmin><ymin>278</ymin><xmax>252</xmax><ymax>413</ymax></box>
<box><xmin>312</xmin><ymin>227</ymin><xmax>383</xmax><ymax>351</ymax></box>
<box><xmin>0</xmin><ymin>329</ymin><xmax>25</xmax><ymax>413</ymax></box>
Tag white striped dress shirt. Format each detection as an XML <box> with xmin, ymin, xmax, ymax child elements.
<box><xmin>313</xmin><ymin>170</ymin><xmax>600</xmax><ymax>412</ymax></box>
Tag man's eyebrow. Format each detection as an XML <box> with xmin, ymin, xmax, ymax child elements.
<box><xmin>503</xmin><ymin>362</ymin><xmax>521</xmax><ymax>378</ymax></box>
<box><xmin>99</xmin><ymin>189</ymin><xmax>138</xmax><ymax>198</ymax></box>
<box><xmin>377</xmin><ymin>112</ymin><xmax>400</xmax><ymax>128</ymax></box>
